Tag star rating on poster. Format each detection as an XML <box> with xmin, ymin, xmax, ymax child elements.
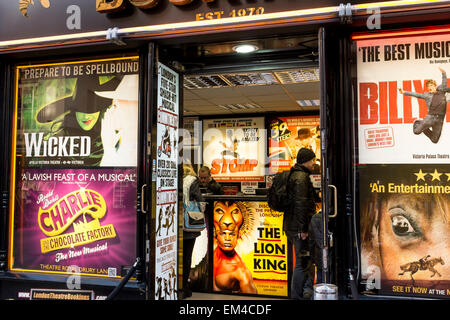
<box><xmin>414</xmin><ymin>169</ymin><xmax>450</xmax><ymax>182</ymax></box>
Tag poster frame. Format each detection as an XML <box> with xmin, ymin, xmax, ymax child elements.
<box><xmin>153</xmin><ymin>61</ymin><xmax>181</xmax><ymax>300</ymax></box>
<box><xmin>8</xmin><ymin>55</ymin><xmax>143</xmax><ymax>279</ymax></box>
<box><xmin>353</xmin><ymin>27</ymin><xmax>450</xmax><ymax>299</ymax></box>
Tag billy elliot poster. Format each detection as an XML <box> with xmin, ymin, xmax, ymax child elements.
<box><xmin>356</xmin><ymin>31</ymin><xmax>450</xmax><ymax>298</ymax></box>
<box><xmin>10</xmin><ymin>57</ymin><xmax>139</xmax><ymax>277</ymax></box>
<box><xmin>357</xmin><ymin>33</ymin><xmax>450</xmax><ymax>163</ymax></box>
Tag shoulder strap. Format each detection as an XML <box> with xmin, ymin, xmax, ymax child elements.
<box><xmin>286</xmin><ymin>169</ymin><xmax>295</xmax><ymax>197</ymax></box>
<box><xmin>287</xmin><ymin>168</ymin><xmax>294</xmax><ymax>184</ymax></box>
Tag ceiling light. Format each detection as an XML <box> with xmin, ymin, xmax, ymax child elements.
<box><xmin>232</xmin><ymin>44</ymin><xmax>259</xmax><ymax>53</ymax></box>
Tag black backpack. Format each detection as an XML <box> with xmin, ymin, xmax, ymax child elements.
<box><xmin>267</xmin><ymin>169</ymin><xmax>293</xmax><ymax>212</ymax></box>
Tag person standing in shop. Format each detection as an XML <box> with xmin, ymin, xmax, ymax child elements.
<box><xmin>182</xmin><ymin>164</ymin><xmax>204</xmax><ymax>299</ymax></box>
<box><xmin>284</xmin><ymin>148</ymin><xmax>320</xmax><ymax>299</ymax></box>
<box><xmin>308</xmin><ymin>210</ymin><xmax>327</xmax><ymax>285</ymax></box>
<box><xmin>198</xmin><ymin>166</ymin><xmax>224</xmax><ymax>195</ymax></box>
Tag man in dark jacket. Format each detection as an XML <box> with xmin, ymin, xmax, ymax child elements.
<box><xmin>199</xmin><ymin>166</ymin><xmax>224</xmax><ymax>195</ymax></box>
<box><xmin>284</xmin><ymin>148</ymin><xmax>319</xmax><ymax>299</ymax></box>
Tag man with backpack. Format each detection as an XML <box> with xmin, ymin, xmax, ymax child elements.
<box><xmin>283</xmin><ymin>148</ymin><xmax>319</xmax><ymax>299</ymax></box>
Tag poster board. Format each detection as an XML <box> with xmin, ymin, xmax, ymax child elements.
<box><xmin>357</xmin><ymin>33</ymin><xmax>450</xmax><ymax>164</ymax></box>
<box><xmin>267</xmin><ymin>115</ymin><xmax>320</xmax><ymax>174</ymax></box>
<box><xmin>211</xmin><ymin>200</ymin><xmax>288</xmax><ymax>297</ymax></box>
<box><xmin>356</xmin><ymin>32</ymin><xmax>450</xmax><ymax>298</ymax></box>
<box><xmin>10</xmin><ymin>57</ymin><xmax>140</xmax><ymax>277</ymax></box>
<box><xmin>154</xmin><ymin>63</ymin><xmax>179</xmax><ymax>300</ymax></box>
<box><xmin>202</xmin><ymin>117</ymin><xmax>266</xmax><ymax>182</ymax></box>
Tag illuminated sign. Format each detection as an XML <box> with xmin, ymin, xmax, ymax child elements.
<box><xmin>203</xmin><ymin>117</ymin><xmax>266</xmax><ymax>182</ymax></box>
<box><xmin>9</xmin><ymin>56</ymin><xmax>139</xmax><ymax>277</ymax></box>
<box><xmin>3</xmin><ymin>1</ymin><xmax>447</xmax><ymax>50</ymax></box>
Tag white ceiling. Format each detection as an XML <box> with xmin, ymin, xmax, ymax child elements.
<box><xmin>183</xmin><ymin>70</ymin><xmax>320</xmax><ymax>116</ymax></box>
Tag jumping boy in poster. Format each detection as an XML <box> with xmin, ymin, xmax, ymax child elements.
<box><xmin>398</xmin><ymin>67</ymin><xmax>450</xmax><ymax>144</ymax></box>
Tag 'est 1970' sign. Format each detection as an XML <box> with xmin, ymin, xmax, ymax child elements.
<box><xmin>96</xmin><ymin>0</ymin><xmax>215</xmax><ymax>13</ymax></box>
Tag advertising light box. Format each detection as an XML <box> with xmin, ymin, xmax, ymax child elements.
<box><xmin>9</xmin><ymin>57</ymin><xmax>140</xmax><ymax>277</ymax></box>
<box><xmin>356</xmin><ymin>33</ymin><xmax>450</xmax><ymax>164</ymax></box>
<box><xmin>356</xmin><ymin>31</ymin><xmax>450</xmax><ymax>298</ymax></box>
<box><xmin>202</xmin><ymin>117</ymin><xmax>266</xmax><ymax>182</ymax></box>
<box><xmin>267</xmin><ymin>115</ymin><xmax>320</xmax><ymax>174</ymax></box>
<box><xmin>211</xmin><ymin>200</ymin><xmax>288</xmax><ymax>297</ymax></box>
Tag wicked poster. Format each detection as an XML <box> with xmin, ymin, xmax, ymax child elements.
<box><xmin>202</xmin><ymin>117</ymin><xmax>266</xmax><ymax>182</ymax></box>
<box><xmin>212</xmin><ymin>200</ymin><xmax>288</xmax><ymax>297</ymax></box>
<box><xmin>358</xmin><ymin>163</ymin><xmax>450</xmax><ymax>298</ymax></box>
<box><xmin>9</xmin><ymin>57</ymin><xmax>140</xmax><ymax>278</ymax></box>
<box><xmin>16</xmin><ymin>57</ymin><xmax>139</xmax><ymax>167</ymax></box>
<box><xmin>356</xmin><ymin>33</ymin><xmax>450</xmax><ymax>163</ymax></box>
<box><xmin>10</xmin><ymin>168</ymin><xmax>137</xmax><ymax>277</ymax></box>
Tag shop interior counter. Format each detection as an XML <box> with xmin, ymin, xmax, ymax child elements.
<box><xmin>202</xmin><ymin>194</ymin><xmax>268</xmax><ymax>201</ymax></box>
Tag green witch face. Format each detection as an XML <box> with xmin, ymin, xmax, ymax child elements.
<box><xmin>75</xmin><ymin>111</ymin><xmax>100</xmax><ymax>131</ymax></box>
<box><xmin>36</xmin><ymin>75</ymin><xmax>122</xmax><ymax>126</ymax></box>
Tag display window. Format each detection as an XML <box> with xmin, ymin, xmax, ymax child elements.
<box><xmin>9</xmin><ymin>56</ymin><xmax>140</xmax><ymax>277</ymax></box>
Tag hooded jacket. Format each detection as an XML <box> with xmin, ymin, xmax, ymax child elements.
<box><xmin>283</xmin><ymin>163</ymin><xmax>318</xmax><ymax>234</ymax></box>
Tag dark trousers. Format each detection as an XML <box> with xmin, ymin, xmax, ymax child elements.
<box><xmin>413</xmin><ymin>114</ymin><xmax>444</xmax><ymax>143</ymax></box>
<box><xmin>287</xmin><ymin>232</ymin><xmax>313</xmax><ymax>299</ymax></box>
<box><xmin>316</xmin><ymin>267</ymin><xmax>323</xmax><ymax>284</ymax></box>
<box><xmin>183</xmin><ymin>237</ymin><xmax>196</xmax><ymax>292</ymax></box>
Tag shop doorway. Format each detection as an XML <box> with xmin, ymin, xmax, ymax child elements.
<box><xmin>158</xmin><ymin>32</ymin><xmax>335</xmax><ymax>300</ymax></box>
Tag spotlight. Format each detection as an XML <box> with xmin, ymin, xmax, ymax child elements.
<box><xmin>232</xmin><ymin>44</ymin><xmax>259</xmax><ymax>53</ymax></box>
